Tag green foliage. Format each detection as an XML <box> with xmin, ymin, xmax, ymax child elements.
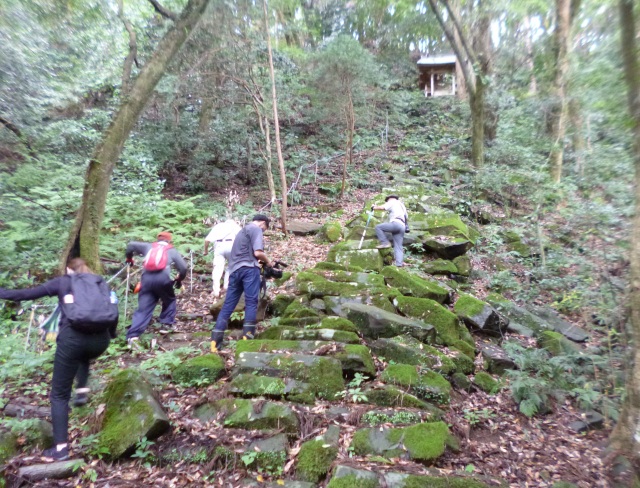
<box><xmin>335</xmin><ymin>373</ymin><xmax>370</xmax><ymax>403</ymax></box>
<box><xmin>463</xmin><ymin>408</ymin><xmax>496</xmax><ymax>427</ymax></box>
<box><xmin>139</xmin><ymin>347</ymin><xmax>199</xmax><ymax>378</ymax></box>
<box><xmin>361</xmin><ymin>410</ymin><xmax>421</xmax><ymax>426</ymax></box>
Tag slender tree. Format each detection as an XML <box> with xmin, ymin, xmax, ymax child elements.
<box><xmin>60</xmin><ymin>0</ymin><xmax>211</xmax><ymax>271</ymax></box>
<box><xmin>608</xmin><ymin>0</ymin><xmax>640</xmax><ymax>477</ymax></box>
<box><xmin>263</xmin><ymin>0</ymin><xmax>289</xmax><ymax>234</ymax></box>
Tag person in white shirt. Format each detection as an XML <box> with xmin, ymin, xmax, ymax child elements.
<box><xmin>371</xmin><ymin>195</ymin><xmax>408</xmax><ymax>267</ymax></box>
<box><xmin>204</xmin><ymin>219</ymin><xmax>242</xmax><ymax>297</ymax></box>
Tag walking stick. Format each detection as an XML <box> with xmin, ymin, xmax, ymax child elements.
<box><xmin>190</xmin><ymin>250</ymin><xmax>194</xmax><ymax>294</ymax></box>
<box><xmin>25</xmin><ymin>305</ymin><xmax>36</xmax><ymax>351</ymax></box>
<box><xmin>358</xmin><ymin>211</ymin><xmax>374</xmax><ymax>250</ymax></box>
<box><xmin>124</xmin><ymin>264</ymin><xmax>131</xmax><ymax>320</ymax></box>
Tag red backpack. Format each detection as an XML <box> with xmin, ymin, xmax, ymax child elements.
<box><xmin>143</xmin><ymin>242</ymin><xmax>173</xmax><ymax>271</ymax></box>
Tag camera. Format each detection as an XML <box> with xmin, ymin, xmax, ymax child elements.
<box><xmin>263</xmin><ymin>260</ymin><xmax>288</xmax><ymax>279</ymax></box>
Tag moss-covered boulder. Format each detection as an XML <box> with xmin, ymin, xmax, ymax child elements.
<box><xmin>282</xmin><ymin>298</ymin><xmax>322</xmax><ymax>319</ymax></box>
<box><xmin>270</xmin><ymin>294</ymin><xmax>296</xmax><ymax>316</ymax></box>
<box><xmin>451</xmin><ymin>372</ymin><xmax>472</xmax><ymax>391</ymax></box>
<box><xmin>296</xmin><ymin>425</ymin><xmax>340</xmax><ymax>483</ymax></box>
<box><xmin>245</xmin><ymin>434</ymin><xmax>288</xmax><ymax>472</ymax></box>
<box><xmin>422</xmin><ymin>259</ymin><xmax>457</xmax><ymax>275</ymax></box>
<box><xmin>0</xmin><ymin>429</ymin><xmax>18</xmax><ymax>463</ymax></box>
<box><xmin>452</xmin><ymin>255</ymin><xmax>472</xmax><ymax>277</ymax></box>
<box><xmin>258</xmin><ymin>326</ymin><xmax>360</xmax><ymax>343</ymax></box>
<box><xmin>473</xmin><ymin>372</ymin><xmax>499</xmax><ymax>393</ymax></box>
<box><xmin>310</xmin><ymin>268</ymin><xmax>386</xmax><ymax>287</ymax></box>
<box><xmin>314</xmin><ymin>261</ymin><xmax>365</xmax><ymax>272</ymax></box>
<box><xmin>382</xmin><ymin>471</ymin><xmax>498</xmax><ymax>487</ymax></box>
<box><xmin>333</xmin><ymin>344</ymin><xmax>376</xmax><ymax>376</ymax></box>
<box><xmin>479</xmin><ymin>343</ymin><xmax>517</xmax><ymax>375</ymax></box>
<box><xmin>195</xmin><ymin>398</ymin><xmax>299</xmax><ymax>433</ymax></box>
<box><xmin>369</xmin><ymin>336</ymin><xmax>458</xmax><ymax>375</ymax></box>
<box><xmin>501</xmin><ymin>230</ymin><xmax>531</xmax><ymax>257</ymax></box>
<box><xmin>98</xmin><ymin>369</ymin><xmax>171</xmax><ymax>458</ymax></box>
<box><xmin>350</xmin><ymin>422</ymin><xmax>452</xmax><ymax>463</ymax></box>
<box><xmin>363</xmin><ymin>386</ymin><xmax>443</xmax><ymax>418</ymax></box>
<box><xmin>393</xmin><ymin>295</ymin><xmax>469</xmax><ymax>347</ymax></box>
<box><xmin>422</xmin><ymin>236</ymin><xmax>474</xmax><ymax>259</ymax></box>
<box><xmin>331</xmin><ymin>247</ymin><xmax>385</xmax><ymax>272</ymax></box>
<box><xmin>454</xmin><ymin>293</ymin><xmax>508</xmax><ymax>336</ymax></box>
<box><xmin>343</xmin><ymin>302</ymin><xmax>436</xmax><ymax>343</ymax></box>
<box><xmin>233</xmin><ymin>352</ymin><xmax>345</xmax><ymax>400</ymax></box>
<box><xmin>381</xmin><ymin>266</ymin><xmax>450</xmax><ymax>303</ymax></box>
<box><xmin>327</xmin><ymin>466</ymin><xmax>380</xmax><ymax>488</ymax></box>
<box><xmin>317</xmin><ymin>316</ymin><xmax>358</xmax><ymax>332</ymax></box>
<box><xmin>538</xmin><ymin>331</ymin><xmax>581</xmax><ymax>356</ymax></box>
<box><xmin>323</xmin><ymin>221</ymin><xmax>343</xmax><ymax>242</ymax></box>
<box><xmin>172</xmin><ymin>354</ymin><xmax>225</xmax><ymax>386</ymax></box>
<box><xmin>381</xmin><ymin>364</ymin><xmax>451</xmax><ymax>405</ymax></box>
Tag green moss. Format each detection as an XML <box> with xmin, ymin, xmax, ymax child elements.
<box><xmin>0</xmin><ymin>430</ymin><xmax>18</xmax><ymax>464</ymax></box>
<box><xmin>424</xmin><ymin>213</ymin><xmax>471</xmax><ymax>240</ymax></box>
<box><xmin>279</xmin><ymin>317</ymin><xmax>322</xmax><ymax>326</ymax></box>
<box><xmin>274</xmin><ymin>272</ymin><xmax>293</xmax><ymax>286</ymax></box>
<box><xmin>393</xmin><ymin>296</ymin><xmax>461</xmax><ymax>346</ymax></box>
<box><xmin>235</xmin><ymin>339</ymin><xmax>311</xmax><ymax>354</ymax></box>
<box><xmin>381</xmin><ymin>364</ymin><xmax>420</xmax><ymax>386</ymax></box>
<box><xmin>323</xmin><ymin>221</ymin><xmax>343</xmax><ymax>243</ymax></box>
<box><xmin>282</xmin><ymin>299</ymin><xmax>321</xmax><ymax>319</ymax></box>
<box><xmin>365</xmin><ymin>386</ymin><xmax>437</xmax><ymax>411</ymax></box>
<box><xmin>381</xmin><ymin>266</ymin><xmax>449</xmax><ymax>303</ymax></box>
<box><xmin>219</xmin><ymin>399</ymin><xmax>299</xmax><ymax>432</ymax></box>
<box><xmin>271</xmin><ymin>294</ymin><xmax>296</xmax><ymax>316</ymax></box>
<box><xmin>361</xmin><ymin>410</ymin><xmax>421</xmax><ymax>426</ymax></box>
<box><xmin>318</xmin><ymin>316</ymin><xmax>358</xmax><ymax>332</ymax></box>
<box><xmin>350</xmin><ymin>429</ymin><xmax>375</xmax><ymax>455</ymax></box>
<box><xmin>538</xmin><ymin>330</ymin><xmax>580</xmax><ymax>356</ymax></box>
<box><xmin>370</xmin><ymin>337</ymin><xmax>456</xmax><ymax>374</ymax></box>
<box><xmin>452</xmin><ymin>340</ymin><xmax>475</xmax><ymax>359</ymax></box>
<box><xmin>448</xmin><ymin>348</ymin><xmax>475</xmax><ymax>375</ymax></box>
<box><xmin>326</xmin><ymin>474</ymin><xmax>379</xmax><ymax>488</ymax></box>
<box><xmin>172</xmin><ymin>354</ymin><xmax>225</xmax><ymax>386</ymax></box>
<box><xmin>451</xmin><ymin>372</ymin><xmax>472</xmax><ymax>391</ymax></box>
<box><xmin>334</xmin><ymin>249</ymin><xmax>384</xmax><ymax>272</ymax></box>
<box><xmin>422</xmin><ymin>259</ymin><xmax>458</xmax><ymax>275</ymax></box>
<box><xmin>334</xmin><ymin>344</ymin><xmax>376</xmax><ymax>376</ymax></box>
<box><xmin>296</xmin><ymin>439</ymin><xmax>339</xmax><ymax>482</ymax></box>
<box><xmin>304</xmin><ymin>280</ymin><xmax>369</xmax><ymax>298</ymax></box>
<box><xmin>97</xmin><ymin>370</ymin><xmax>169</xmax><ymax>458</ymax></box>
<box><xmin>401</xmin><ymin>421</ymin><xmax>450</xmax><ymax>461</ymax></box>
<box><xmin>314</xmin><ymin>262</ymin><xmax>364</xmax><ymax>272</ymax></box>
<box><xmin>473</xmin><ymin>372</ymin><xmax>499</xmax><ymax>393</ymax></box>
<box><xmin>229</xmin><ymin>374</ymin><xmax>286</xmax><ymax>398</ymax></box>
<box><xmin>259</xmin><ymin>326</ymin><xmax>359</xmax><ymax>343</ymax></box>
<box><xmin>310</xmin><ymin>269</ymin><xmax>386</xmax><ymax>287</ymax></box>
<box><xmin>452</xmin><ymin>256</ymin><xmax>471</xmax><ymax>276</ymax></box>
<box><xmin>403</xmin><ymin>474</ymin><xmax>492</xmax><ymax>487</ymax></box>
<box><xmin>279</xmin><ymin>357</ymin><xmax>345</xmax><ymax>400</ymax></box>
<box><xmin>381</xmin><ymin>365</ymin><xmax>451</xmax><ymax>405</ymax></box>
<box><xmin>454</xmin><ymin>293</ymin><xmax>486</xmax><ymax>318</ymax></box>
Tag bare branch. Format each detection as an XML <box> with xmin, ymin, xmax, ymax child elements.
<box><xmin>146</xmin><ymin>0</ymin><xmax>178</xmax><ymax>20</ymax></box>
<box><xmin>441</xmin><ymin>0</ymin><xmax>479</xmax><ymax>67</ymax></box>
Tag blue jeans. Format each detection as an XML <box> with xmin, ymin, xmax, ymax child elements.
<box><xmin>127</xmin><ymin>273</ymin><xmax>176</xmax><ymax>339</ymax></box>
<box><xmin>375</xmin><ymin>220</ymin><xmax>405</xmax><ymax>266</ymax></box>
<box><xmin>213</xmin><ymin>266</ymin><xmax>261</xmax><ymax>333</ymax></box>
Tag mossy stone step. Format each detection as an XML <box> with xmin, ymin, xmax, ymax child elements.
<box><xmin>392</xmin><ymin>295</ymin><xmax>472</xmax><ymax>348</ymax></box>
<box><xmin>327</xmin><ymin>466</ymin><xmax>380</xmax><ymax>488</ymax></box>
<box><xmin>381</xmin><ymin>266</ymin><xmax>450</xmax><ymax>303</ymax></box>
<box><xmin>454</xmin><ymin>293</ymin><xmax>509</xmax><ymax>336</ymax></box>
<box><xmin>342</xmin><ymin>302</ymin><xmax>436</xmax><ymax>343</ymax></box>
<box><xmin>333</xmin><ymin>248</ymin><xmax>385</xmax><ymax>272</ymax></box>
<box><xmin>309</xmin><ymin>269</ymin><xmax>386</xmax><ymax>287</ymax></box>
<box><xmin>382</xmin><ymin>470</ymin><xmax>501</xmax><ymax>488</ymax></box>
<box><xmin>257</xmin><ymin>326</ymin><xmax>360</xmax><ymax>343</ymax></box>
<box><xmin>363</xmin><ymin>385</ymin><xmax>444</xmax><ymax>418</ymax></box>
<box><xmin>380</xmin><ymin>364</ymin><xmax>451</xmax><ymax>405</ymax></box>
<box><xmin>233</xmin><ymin>352</ymin><xmax>345</xmax><ymax>399</ymax></box>
<box><xmin>422</xmin><ymin>236</ymin><xmax>474</xmax><ymax>259</ymax></box>
<box><xmin>369</xmin><ymin>336</ymin><xmax>473</xmax><ymax>375</ymax></box>
<box><xmin>245</xmin><ymin>434</ymin><xmax>288</xmax><ymax>472</ymax></box>
<box><xmin>172</xmin><ymin>353</ymin><xmax>225</xmax><ymax>387</ymax></box>
<box><xmin>324</xmin><ymin>292</ymin><xmax>399</xmax><ymax>316</ymax></box>
<box><xmin>350</xmin><ymin>421</ymin><xmax>452</xmax><ymax>463</ymax></box>
<box><xmin>236</xmin><ymin>340</ymin><xmax>376</xmax><ymax>376</ymax></box>
<box><xmin>194</xmin><ymin>398</ymin><xmax>299</xmax><ymax>433</ymax></box>
<box><xmin>229</xmin><ymin>373</ymin><xmax>331</xmax><ymax>403</ymax></box>
<box><xmin>421</xmin><ymin>258</ymin><xmax>458</xmax><ymax>275</ymax></box>
<box><xmin>296</xmin><ymin>425</ymin><xmax>340</xmax><ymax>483</ymax></box>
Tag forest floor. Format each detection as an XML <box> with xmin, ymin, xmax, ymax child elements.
<box><xmin>3</xmin><ymin>155</ymin><xmax>616</xmax><ymax>487</ymax></box>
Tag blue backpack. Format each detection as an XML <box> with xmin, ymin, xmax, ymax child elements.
<box><xmin>61</xmin><ymin>274</ymin><xmax>119</xmax><ymax>333</ymax></box>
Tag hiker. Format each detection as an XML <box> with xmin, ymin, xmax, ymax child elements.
<box><xmin>125</xmin><ymin>231</ymin><xmax>187</xmax><ymax>346</ymax></box>
<box><xmin>203</xmin><ymin>218</ymin><xmax>242</xmax><ymax>298</ymax></box>
<box><xmin>372</xmin><ymin>194</ymin><xmax>408</xmax><ymax>267</ymax></box>
<box><xmin>0</xmin><ymin>258</ymin><xmax>117</xmax><ymax>461</ymax></box>
<box><xmin>211</xmin><ymin>214</ymin><xmax>275</xmax><ymax>352</ymax></box>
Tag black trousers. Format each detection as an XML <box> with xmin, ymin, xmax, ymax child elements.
<box><xmin>51</xmin><ymin>327</ymin><xmax>110</xmax><ymax>444</ymax></box>
<box><xmin>127</xmin><ymin>273</ymin><xmax>176</xmax><ymax>339</ymax></box>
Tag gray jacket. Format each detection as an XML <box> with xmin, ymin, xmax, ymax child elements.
<box><xmin>126</xmin><ymin>241</ymin><xmax>187</xmax><ymax>281</ymax></box>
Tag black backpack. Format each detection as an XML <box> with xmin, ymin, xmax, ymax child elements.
<box><xmin>61</xmin><ymin>274</ymin><xmax>119</xmax><ymax>333</ymax></box>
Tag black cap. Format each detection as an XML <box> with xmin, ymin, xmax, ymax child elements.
<box><xmin>252</xmin><ymin>214</ymin><xmax>271</xmax><ymax>229</ymax></box>
<box><xmin>385</xmin><ymin>195</ymin><xmax>399</xmax><ymax>202</ymax></box>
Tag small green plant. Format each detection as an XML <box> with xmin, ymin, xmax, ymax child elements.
<box><xmin>77</xmin><ymin>433</ymin><xmax>110</xmax><ymax>459</ymax></box>
<box><xmin>131</xmin><ymin>437</ymin><xmax>155</xmax><ymax>467</ymax></box>
<box><xmin>335</xmin><ymin>373</ymin><xmax>369</xmax><ymax>403</ymax></box>
<box><xmin>463</xmin><ymin>408</ymin><xmax>496</xmax><ymax>427</ymax></box>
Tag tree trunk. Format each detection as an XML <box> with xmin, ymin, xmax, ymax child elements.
<box><xmin>474</xmin><ymin>12</ymin><xmax>497</xmax><ymax>143</ymax></box>
<box><xmin>117</xmin><ymin>0</ymin><xmax>137</xmax><ymax>94</ymax></box>
<box><xmin>60</xmin><ymin>0</ymin><xmax>211</xmax><ymax>272</ymax></box>
<box><xmin>524</xmin><ymin>16</ymin><xmax>538</xmax><ymax>96</ymax></box>
<box><xmin>470</xmin><ymin>82</ymin><xmax>485</xmax><ymax>167</ymax></box>
<box><xmin>262</xmin><ymin>115</ymin><xmax>277</xmax><ymax>203</ymax></box>
<box><xmin>549</xmin><ymin>0</ymin><xmax>571</xmax><ymax>183</ymax></box>
<box><xmin>263</xmin><ymin>0</ymin><xmax>288</xmax><ymax>235</ymax></box>
<box><xmin>568</xmin><ymin>97</ymin><xmax>585</xmax><ymax>177</ymax></box>
<box><xmin>198</xmin><ymin>98</ymin><xmax>214</xmax><ymax>134</ymax></box>
<box><xmin>341</xmin><ymin>89</ymin><xmax>355</xmax><ymax>198</ymax></box>
<box><xmin>609</xmin><ymin>0</ymin><xmax>640</xmax><ymax>478</ymax></box>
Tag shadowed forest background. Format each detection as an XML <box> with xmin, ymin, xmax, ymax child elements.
<box><xmin>1</xmin><ymin>0</ymin><xmax>640</xmax><ymax>486</ymax></box>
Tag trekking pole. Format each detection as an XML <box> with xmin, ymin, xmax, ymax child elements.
<box><xmin>190</xmin><ymin>250</ymin><xmax>194</xmax><ymax>294</ymax></box>
<box><xmin>25</xmin><ymin>305</ymin><xmax>36</xmax><ymax>351</ymax></box>
<box><xmin>358</xmin><ymin>211</ymin><xmax>374</xmax><ymax>250</ymax></box>
<box><xmin>107</xmin><ymin>264</ymin><xmax>129</xmax><ymax>284</ymax></box>
<box><xmin>124</xmin><ymin>265</ymin><xmax>131</xmax><ymax>320</ymax></box>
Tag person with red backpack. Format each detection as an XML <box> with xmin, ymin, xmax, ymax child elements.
<box><xmin>0</xmin><ymin>258</ymin><xmax>117</xmax><ymax>461</ymax></box>
<box><xmin>125</xmin><ymin>231</ymin><xmax>187</xmax><ymax>347</ymax></box>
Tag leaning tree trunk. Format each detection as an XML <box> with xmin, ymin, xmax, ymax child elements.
<box><xmin>341</xmin><ymin>89</ymin><xmax>355</xmax><ymax>198</ymax></box>
<box><xmin>60</xmin><ymin>0</ymin><xmax>211</xmax><ymax>272</ymax></box>
<box><xmin>470</xmin><ymin>81</ymin><xmax>485</xmax><ymax>167</ymax></box>
<box><xmin>263</xmin><ymin>0</ymin><xmax>288</xmax><ymax>235</ymax></box>
<box><xmin>549</xmin><ymin>0</ymin><xmax>571</xmax><ymax>183</ymax></box>
<box><xmin>609</xmin><ymin>0</ymin><xmax>640</xmax><ymax>476</ymax></box>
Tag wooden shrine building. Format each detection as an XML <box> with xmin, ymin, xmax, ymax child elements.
<box><xmin>417</xmin><ymin>54</ymin><xmax>460</xmax><ymax>97</ymax></box>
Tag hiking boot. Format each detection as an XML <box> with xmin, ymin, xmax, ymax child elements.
<box><xmin>242</xmin><ymin>324</ymin><xmax>256</xmax><ymax>341</ymax></box>
<box><xmin>42</xmin><ymin>445</ymin><xmax>69</xmax><ymax>461</ymax></box>
<box><xmin>158</xmin><ymin>324</ymin><xmax>174</xmax><ymax>335</ymax></box>
<box><xmin>211</xmin><ymin>331</ymin><xmax>224</xmax><ymax>353</ymax></box>
<box><xmin>127</xmin><ymin>337</ymin><xmax>142</xmax><ymax>350</ymax></box>
<box><xmin>376</xmin><ymin>243</ymin><xmax>392</xmax><ymax>249</ymax></box>
<box><xmin>73</xmin><ymin>389</ymin><xmax>89</xmax><ymax>407</ymax></box>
